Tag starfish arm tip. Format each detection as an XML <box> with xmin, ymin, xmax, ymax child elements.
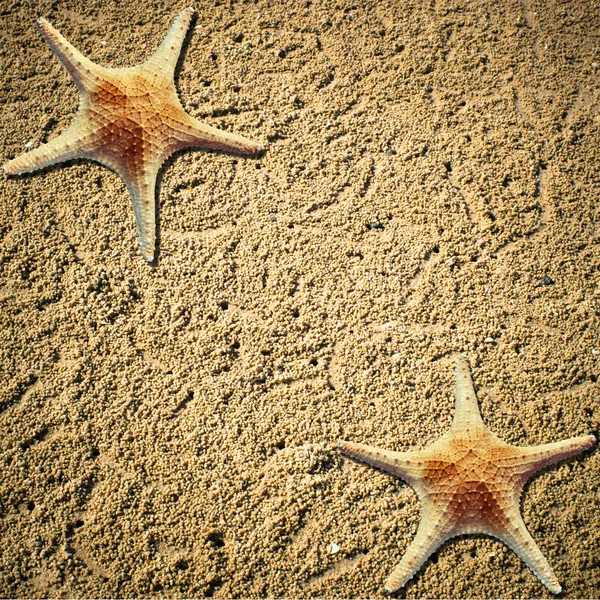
<box><xmin>134</xmin><ymin>223</ymin><xmax>157</xmax><ymax>264</ymax></box>
<box><xmin>521</xmin><ymin>432</ymin><xmax>596</xmax><ymax>477</ymax></box>
<box><xmin>141</xmin><ymin>249</ymin><xmax>156</xmax><ymax>263</ymax></box>
<box><xmin>178</xmin><ymin>6</ymin><xmax>195</xmax><ymax>21</ymax></box>
<box><xmin>454</xmin><ymin>354</ymin><xmax>470</xmax><ymax>373</ymax></box>
<box><xmin>384</xmin><ymin>570</ymin><xmax>412</xmax><ymax>594</ymax></box>
<box><xmin>539</xmin><ymin>570</ymin><xmax>562</xmax><ymax>595</ymax></box>
<box><xmin>456</xmin><ymin>353</ymin><xmax>468</xmax><ymax>364</ymax></box>
<box><xmin>125</xmin><ymin>174</ymin><xmax>159</xmax><ymax>264</ymax></box>
<box><xmin>383</xmin><ymin>564</ymin><xmax>416</xmax><ymax>593</ymax></box>
<box><xmin>146</xmin><ymin>6</ymin><xmax>197</xmax><ymax>75</ymax></box>
<box><xmin>570</xmin><ymin>433</ymin><xmax>596</xmax><ymax>453</ymax></box>
<box><xmin>548</xmin><ymin>582</ymin><xmax>562</xmax><ymax>595</ymax></box>
<box><xmin>183</xmin><ymin>121</ymin><xmax>265</xmax><ymax>157</ymax></box>
<box><xmin>336</xmin><ymin>440</ymin><xmax>373</xmax><ymax>463</ymax></box>
<box><xmin>227</xmin><ymin>135</ymin><xmax>264</xmax><ymax>156</ymax></box>
<box><xmin>35</xmin><ymin>18</ymin><xmax>55</xmax><ymax>38</ymax></box>
<box><xmin>3</xmin><ymin>157</ymin><xmax>25</xmax><ymax>176</ymax></box>
<box><xmin>33</xmin><ymin>15</ymin><xmax>101</xmax><ymax>89</ymax></box>
<box><xmin>452</xmin><ymin>354</ymin><xmax>486</xmax><ymax>430</ymax></box>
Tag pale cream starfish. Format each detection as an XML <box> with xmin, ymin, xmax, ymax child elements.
<box><xmin>3</xmin><ymin>7</ymin><xmax>262</xmax><ymax>262</ymax></box>
<box><xmin>339</xmin><ymin>357</ymin><xmax>595</xmax><ymax>594</ymax></box>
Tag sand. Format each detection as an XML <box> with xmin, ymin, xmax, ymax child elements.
<box><xmin>1</xmin><ymin>0</ymin><xmax>599</xmax><ymax>597</ymax></box>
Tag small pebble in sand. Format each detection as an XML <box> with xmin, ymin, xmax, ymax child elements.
<box><xmin>329</xmin><ymin>542</ymin><xmax>340</xmax><ymax>554</ymax></box>
<box><xmin>484</xmin><ymin>337</ymin><xmax>494</xmax><ymax>343</ymax></box>
<box><xmin>25</xmin><ymin>141</ymin><xmax>33</xmax><ymax>148</ymax></box>
<box><xmin>542</xmin><ymin>275</ymin><xmax>555</xmax><ymax>286</ymax></box>
<box><xmin>367</xmin><ymin>218</ymin><xmax>384</xmax><ymax>230</ymax></box>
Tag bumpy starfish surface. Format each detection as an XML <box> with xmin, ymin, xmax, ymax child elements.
<box><xmin>3</xmin><ymin>7</ymin><xmax>262</xmax><ymax>262</ymax></box>
<box><xmin>339</xmin><ymin>357</ymin><xmax>595</xmax><ymax>594</ymax></box>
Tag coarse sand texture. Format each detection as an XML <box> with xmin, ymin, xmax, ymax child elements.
<box><xmin>1</xmin><ymin>0</ymin><xmax>599</xmax><ymax>598</ymax></box>
<box><xmin>339</xmin><ymin>356</ymin><xmax>596</xmax><ymax>594</ymax></box>
<box><xmin>3</xmin><ymin>7</ymin><xmax>262</xmax><ymax>263</ymax></box>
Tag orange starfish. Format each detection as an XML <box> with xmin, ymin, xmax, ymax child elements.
<box><xmin>3</xmin><ymin>7</ymin><xmax>262</xmax><ymax>262</ymax></box>
<box><xmin>339</xmin><ymin>357</ymin><xmax>595</xmax><ymax>594</ymax></box>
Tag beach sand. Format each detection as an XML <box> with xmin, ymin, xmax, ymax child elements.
<box><xmin>1</xmin><ymin>0</ymin><xmax>599</xmax><ymax>597</ymax></box>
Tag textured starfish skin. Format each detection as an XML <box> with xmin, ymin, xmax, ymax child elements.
<box><xmin>3</xmin><ymin>7</ymin><xmax>262</xmax><ymax>262</ymax></box>
<box><xmin>339</xmin><ymin>357</ymin><xmax>595</xmax><ymax>594</ymax></box>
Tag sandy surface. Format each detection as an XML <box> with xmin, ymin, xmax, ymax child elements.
<box><xmin>1</xmin><ymin>0</ymin><xmax>599</xmax><ymax>597</ymax></box>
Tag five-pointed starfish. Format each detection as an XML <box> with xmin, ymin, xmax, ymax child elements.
<box><xmin>339</xmin><ymin>357</ymin><xmax>595</xmax><ymax>594</ymax></box>
<box><xmin>3</xmin><ymin>7</ymin><xmax>262</xmax><ymax>262</ymax></box>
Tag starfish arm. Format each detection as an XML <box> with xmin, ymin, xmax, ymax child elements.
<box><xmin>451</xmin><ymin>356</ymin><xmax>486</xmax><ymax>431</ymax></box>
<box><xmin>518</xmin><ymin>434</ymin><xmax>595</xmax><ymax>477</ymax></box>
<box><xmin>36</xmin><ymin>18</ymin><xmax>104</xmax><ymax>93</ymax></box>
<box><xmin>181</xmin><ymin>117</ymin><xmax>263</xmax><ymax>156</ymax></box>
<box><xmin>494</xmin><ymin>512</ymin><xmax>562</xmax><ymax>594</ymax></box>
<box><xmin>385</xmin><ymin>508</ymin><xmax>450</xmax><ymax>592</ymax></box>
<box><xmin>124</xmin><ymin>170</ymin><xmax>158</xmax><ymax>262</ymax></box>
<box><xmin>338</xmin><ymin>441</ymin><xmax>425</xmax><ymax>484</ymax></box>
<box><xmin>145</xmin><ymin>7</ymin><xmax>195</xmax><ymax>76</ymax></box>
<box><xmin>3</xmin><ymin>123</ymin><xmax>88</xmax><ymax>175</ymax></box>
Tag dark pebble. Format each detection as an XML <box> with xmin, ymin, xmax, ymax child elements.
<box><xmin>542</xmin><ymin>275</ymin><xmax>555</xmax><ymax>286</ymax></box>
<box><xmin>367</xmin><ymin>219</ymin><xmax>384</xmax><ymax>231</ymax></box>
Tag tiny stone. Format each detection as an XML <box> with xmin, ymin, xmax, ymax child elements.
<box><xmin>386</xmin><ymin>147</ymin><xmax>397</xmax><ymax>155</ymax></box>
<box><xmin>484</xmin><ymin>337</ymin><xmax>494</xmax><ymax>343</ymax></box>
<box><xmin>541</xmin><ymin>275</ymin><xmax>555</xmax><ymax>286</ymax></box>
<box><xmin>367</xmin><ymin>219</ymin><xmax>384</xmax><ymax>231</ymax></box>
<box><xmin>330</xmin><ymin>542</ymin><xmax>340</xmax><ymax>554</ymax></box>
<box><xmin>269</xmin><ymin>213</ymin><xmax>276</xmax><ymax>221</ymax></box>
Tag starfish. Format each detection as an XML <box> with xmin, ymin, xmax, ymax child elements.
<box><xmin>3</xmin><ymin>7</ymin><xmax>262</xmax><ymax>262</ymax></box>
<box><xmin>338</xmin><ymin>357</ymin><xmax>595</xmax><ymax>594</ymax></box>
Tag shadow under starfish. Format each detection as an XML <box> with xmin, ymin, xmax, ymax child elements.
<box><xmin>3</xmin><ymin>7</ymin><xmax>263</xmax><ymax>263</ymax></box>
